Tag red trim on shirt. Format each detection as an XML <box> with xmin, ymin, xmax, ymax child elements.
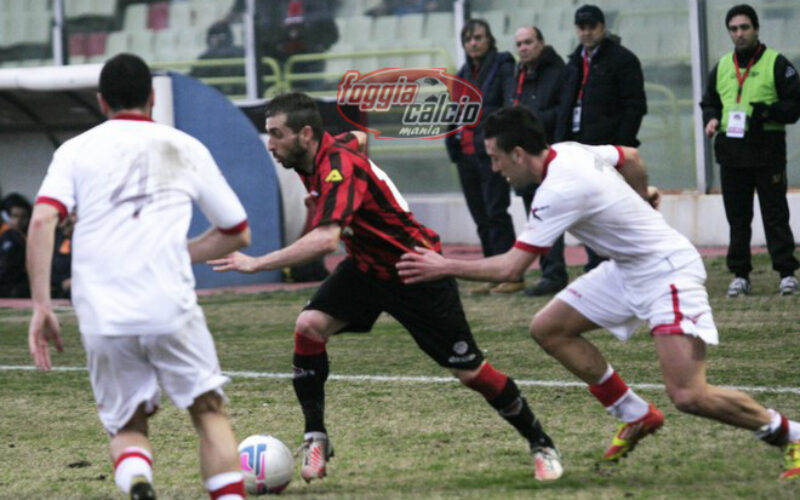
<box><xmin>513</xmin><ymin>241</ymin><xmax>550</xmax><ymax>254</ymax></box>
<box><xmin>541</xmin><ymin>147</ymin><xmax>557</xmax><ymax>180</ymax></box>
<box><xmin>651</xmin><ymin>284</ymin><xmax>685</xmax><ymax>336</ymax></box>
<box><xmin>110</xmin><ymin>112</ymin><xmax>154</xmax><ymax>122</ymax></box>
<box><xmin>218</xmin><ymin>220</ymin><xmax>249</xmax><ymax>235</ymax></box>
<box><xmin>35</xmin><ymin>197</ymin><xmax>67</xmax><ymax>222</ymax></box>
<box><xmin>613</xmin><ymin>145</ymin><xmax>625</xmax><ymax>169</ymax></box>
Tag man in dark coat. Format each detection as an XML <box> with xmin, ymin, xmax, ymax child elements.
<box><xmin>561</xmin><ymin>4</ymin><xmax>647</xmax><ymax>273</ymax></box>
<box><xmin>508</xmin><ymin>25</ymin><xmax>572</xmax><ymax>296</ymax></box>
<box><xmin>445</xmin><ymin>18</ymin><xmax>521</xmax><ymax>294</ymax></box>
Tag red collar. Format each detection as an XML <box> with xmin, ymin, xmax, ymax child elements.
<box><xmin>110</xmin><ymin>113</ymin><xmax>154</xmax><ymax>122</ymax></box>
<box><xmin>541</xmin><ymin>147</ymin><xmax>557</xmax><ymax>180</ymax></box>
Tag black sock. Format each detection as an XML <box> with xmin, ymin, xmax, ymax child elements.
<box><xmin>489</xmin><ymin>378</ymin><xmax>554</xmax><ymax>449</ymax></box>
<box><xmin>292</xmin><ymin>352</ymin><xmax>329</xmax><ymax>434</ymax></box>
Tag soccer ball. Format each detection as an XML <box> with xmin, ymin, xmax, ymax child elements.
<box><xmin>238</xmin><ymin>434</ymin><xmax>294</xmax><ymax>495</ymax></box>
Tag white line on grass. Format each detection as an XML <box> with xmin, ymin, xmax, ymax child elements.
<box><xmin>2</xmin><ymin>365</ymin><xmax>799</xmax><ymax>395</ymax></box>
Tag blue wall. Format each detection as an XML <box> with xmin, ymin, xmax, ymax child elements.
<box><xmin>170</xmin><ymin>73</ymin><xmax>283</xmax><ymax>287</ymax></box>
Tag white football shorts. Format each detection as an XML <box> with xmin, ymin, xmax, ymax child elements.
<box><xmin>555</xmin><ymin>257</ymin><xmax>719</xmax><ymax>345</ymax></box>
<box><xmin>81</xmin><ymin>307</ymin><xmax>230</xmax><ymax>435</ymax></box>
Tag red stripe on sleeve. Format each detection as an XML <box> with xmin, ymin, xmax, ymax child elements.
<box><xmin>35</xmin><ymin>197</ymin><xmax>68</xmax><ymax>222</ymax></box>
<box><xmin>513</xmin><ymin>241</ymin><xmax>550</xmax><ymax>254</ymax></box>
<box><xmin>613</xmin><ymin>145</ymin><xmax>625</xmax><ymax>170</ymax></box>
<box><xmin>218</xmin><ymin>220</ymin><xmax>248</xmax><ymax>235</ymax></box>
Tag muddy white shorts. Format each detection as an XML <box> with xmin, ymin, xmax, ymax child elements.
<box><xmin>81</xmin><ymin>307</ymin><xmax>229</xmax><ymax>435</ymax></box>
<box><xmin>555</xmin><ymin>257</ymin><xmax>719</xmax><ymax>345</ymax></box>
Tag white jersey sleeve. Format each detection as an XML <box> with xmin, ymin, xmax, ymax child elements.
<box><xmin>583</xmin><ymin>144</ymin><xmax>624</xmax><ymax>170</ymax></box>
<box><xmin>36</xmin><ymin>147</ymin><xmax>77</xmax><ymax>219</ymax></box>
<box><xmin>515</xmin><ymin>186</ymin><xmax>582</xmax><ymax>253</ymax></box>
<box><xmin>191</xmin><ymin>145</ymin><xmax>248</xmax><ymax>232</ymax></box>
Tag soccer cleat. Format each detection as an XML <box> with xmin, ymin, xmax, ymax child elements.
<box><xmin>779</xmin><ymin>276</ymin><xmax>798</xmax><ymax>296</ymax></box>
<box><xmin>298</xmin><ymin>433</ymin><xmax>334</xmax><ymax>483</ymax></box>
<box><xmin>531</xmin><ymin>446</ymin><xmax>563</xmax><ymax>481</ymax></box>
<box><xmin>129</xmin><ymin>475</ymin><xmax>156</xmax><ymax>500</ymax></box>
<box><xmin>726</xmin><ymin>277</ymin><xmax>751</xmax><ymax>298</ymax></box>
<box><xmin>780</xmin><ymin>441</ymin><xmax>800</xmax><ymax>479</ymax></box>
<box><xmin>602</xmin><ymin>403</ymin><xmax>664</xmax><ymax>461</ymax></box>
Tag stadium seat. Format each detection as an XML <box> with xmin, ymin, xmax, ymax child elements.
<box><xmin>473</xmin><ymin>10</ymin><xmax>506</xmax><ymax>35</ymax></box>
<box><xmin>339</xmin><ymin>16</ymin><xmax>373</xmax><ymax>45</ymax></box>
<box><xmin>152</xmin><ymin>29</ymin><xmax>178</xmax><ymax>61</ymax></box>
<box><xmin>148</xmin><ymin>2</ymin><xmax>169</xmax><ymax>31</ymax></box>
<box><xmin>176</xmin><ymin>27</ymin><xmax>205</xmax><ymax>58</ymax></box>
<box><xmin>86</xmin><ymin>31</ymin><xmax>108</xmax><ymax>58</ymax></box>
<box><xmin>424</xmin><ymin>12</ymin><xmax>453</xmax><ymax>43</ymax></box>
<box><xmin>373</xmin><ymin>15</ymin><xmax>399</xmax><ymax>43</ymax></box>
<box><xmin>105</xmin><ymin>31</ymin><xmax>130</xmax><ymax>57</ymax></box>
<box><xmin>398</xmin><ymin>13</ymin><xmax>424</xmax><ymax>41</ymax></box>
<box><xmin>128</xmin><ymin>30</ymin><xmax>154</xmax><ymax>61</ymax></box>
<box><xmin>65</xmin><ymin>0</ymin><xmax>94</xmax><ymax>19</ymax></box>
<box><xmin>124</xmin><ymin>3</ymin><xmax>148</xmax><ymax>31</ymax></box>
<box><xmin>169</xmin><ymin>1</ymin><xmax>192</xmax><ymax>28</ymax></box>
<box><xmin>24</xmin><ymin>0</ymin><xmax>49</xmax><ymax>15</ymax></box>
<box><xmin>21</xmin><ymin>12</ymin><xmax>50</xmax><ymax>45</ymax></box>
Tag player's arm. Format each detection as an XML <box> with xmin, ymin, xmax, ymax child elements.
<box><xmin>210</xmin><ymin>223</ymin><xmax>341</xmax><ymax>273</ymax></box>
<box><xmin>26</xmin><ymin>203</ymin><xmax>64</xmax><ymax>370</ymax></box>
<box><xmin>397</xmin><ymin>246</ymin><xmax>538</xmax><ymax>284</ymax></box>
<box><xmin>188</xmin><ymin>224</ymin><xmax>251</xmax><ymax>263</ymax></box>
<box><xmin>615</xmin><ymin>146</ymin><xmax>660</xmax><ymax>209</ymax></box>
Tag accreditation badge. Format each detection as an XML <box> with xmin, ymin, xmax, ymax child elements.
<box><xmin>726</xmin><ymin>109</ymin><xmax>746</xmax><ymax>138</ymax></box>
<box><xmin>571</xmin><ymin>105</ymin><xmax>581</xmax><ymax>133</ymax></box>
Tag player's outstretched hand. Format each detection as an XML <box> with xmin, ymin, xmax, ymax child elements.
<box><xmin>208</xmin><ymin>251</ymin><xmax>260</xmax><ymax>273</ymax></box>
<box><xmin>646</xmin><ymin>186</ymin><xmax>661</xmax><ymax>209</ymax></box>
<box><xmin>28</xmin><ymin>307</ymin><xmax>63</xmax><ymax>371</ymax></box>
<box><xmin>396</xmin><ymin>246</ymin><xmax>448</xmax><ymax>284</ymax></box>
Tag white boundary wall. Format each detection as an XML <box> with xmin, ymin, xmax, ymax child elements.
<box><xmin>407</xmin><ymin>193</ymin><xmax>800</xmax><ymax>247</ymax></box>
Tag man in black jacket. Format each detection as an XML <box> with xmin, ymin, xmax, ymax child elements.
<box><xmin>700</xmin><ymin>4</ymin><xmax>800</xmax><ymax>297</ymax></box>
<box><xmin>445</xmin><ymin>18</ymin><xmax>521</xmax><ymax>294</ymax></box>
<box><xmin>561</xmin><ymin>4</ymin><xmax>648</xmax><ymax>273</ymax></box>
<box><xmin>508</xmin><ymin>25</ymin><xmax>571</xmax><ymax>296</ymax></box>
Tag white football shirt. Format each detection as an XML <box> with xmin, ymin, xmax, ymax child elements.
<box><xmin>36</xmin><ymin>115</ymin><xmax>247</xmax><ymax>336</ymax></box>
<box><xmin>515</xmin><ymin>142</ymin><xmax>700</xmax><ymax>286</ymax></box>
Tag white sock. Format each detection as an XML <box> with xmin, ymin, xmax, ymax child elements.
<box><xmin>756</xmin><ymin>409</ymin><xmax>800</xmax><ymax>442</ymax></box>
<box><xmin>606</xmin><ymin>389</ymin><xmax>650</xmax><ymax>422</ymax></box>
<box><xmin>114</xmin><ymin>447</ymin><xmax>152</xmax><ymax>494</ymax></box>
<box><xmin>205</xmin><ymin>471</ymin><xmax>245</xmax><ymax>500</ymax></box>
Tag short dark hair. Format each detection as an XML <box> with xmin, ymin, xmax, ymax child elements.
<box><xmin>483</xmin><ymin>107</ymin><xmax>548</xmax><ymax>155</ymax></box>
<box><xmin>532</xmin><ymin>26</ymin><xmax>544</xmax><ymax>42</ymax></box>
<box><xmin>726</xmin><ymin>4</ymin><xmax>759</xmax><ymax>30</ymax></box>
<box><xmin>99</xmin><ymin>53</ymin><xmax>152</xmax><ymax>111</ymax></box>
<box><xmin>461</xmin><ymin>19</ymin><xmax>497</xmax><ymax>52</ymax></box>
<box><xmin>2</xmin><ymin>193</ymin><xmax>32</xmax><ymax>215</ymax></box>
<box><xmin>265</xmin><ymin>92</ymin><xmax>324</xmax><ymax>141</ymax></box>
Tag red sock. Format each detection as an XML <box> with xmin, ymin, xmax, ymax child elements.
<box><xmin>588</xmin><ymin>370</ymin><xmax>629</xmax><ymax>407</ymax></box>
<box><xmin>205</xmin><ymin>471</ymin><xmax>245</xmax><ymax>500</ymax></box>
<box><xmin>465</xmin><ymin>362</ymin><xmax>508</xmax><ymax>400</ymax></box>
<box><xmin>294</xmin><ymin>331</ymin><xmax>326</xmax><ymax>355</ymax></box>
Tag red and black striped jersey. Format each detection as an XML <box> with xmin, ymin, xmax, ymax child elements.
<box><xmin>299</xmin><ymin>132</ymin><xmax>441</xmax><ymax>280</ymax></box>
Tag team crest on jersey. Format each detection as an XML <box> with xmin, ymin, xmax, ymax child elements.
<box><xmin>324</xmin><ymin>169</ymin><xmax>343</xmax><ymax>183</ymax></box>
<box><xmin>530</xmin><ymin>205</ymin><xmax>550</xmax><ymax>221</ymax></box>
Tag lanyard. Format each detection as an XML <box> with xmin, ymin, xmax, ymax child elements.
<box><xmin>733</xmin><ymin>44</ymin><xmax>764</xmax><ymax>104</ymax></box>
<box><xmin>512</xmin><ymin>68</ymin><xmax>526</xmax><ymax>106</ymax></box>
<box><xmin>578</xmin><ymin>50</ymin><xmax>592</xmax><ymax>102</ymax></box>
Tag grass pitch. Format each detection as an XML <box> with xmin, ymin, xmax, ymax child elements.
<box><xmin>1</xmin><ymin>254</ymin><xmax>799</xmax><ymax>499</ymax></box>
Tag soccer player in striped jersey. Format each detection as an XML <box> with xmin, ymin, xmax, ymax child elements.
<box><xmin>209</xmin><ymin>92</ymin><xmax>563</xmax><ymax>482</ymax></box>
<box><xmin>397</xmin><ymin>106</ymin><xmax>800</xmax><ymax>479</ymax></box>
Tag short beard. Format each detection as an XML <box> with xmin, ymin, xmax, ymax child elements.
<box><xmin>279</xmin><ymin>137</ymin><xmax>308</xmax><ymax>171</ymax></box>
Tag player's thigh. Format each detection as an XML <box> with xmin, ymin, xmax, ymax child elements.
<box><xmin>549</xmin><ymin>261</ymin><xmax>640</xmax><ymax>341</ymax></box>
<box><xmin>653</xmin><ymin>334</ymin><xmax>709</xmax><ymax>397</ymax></box>
<box><xmin>386</xmin><ymin>277</ymin><xmax>484</xmax><ymax>371</ymax></box>
<box><xmin>143</xmin><ymin>308</ymin><xmax>230</xmax><ymax>411</ymax></box>
<box><xmin>302</xmin><ymin>259</ymin><xmax>382</xmax><ymax>335</ymax></box>
<box><xmin>81</xmin><ymin>333</ymin><xmax>160</xmax><ymax>436</ymax></box>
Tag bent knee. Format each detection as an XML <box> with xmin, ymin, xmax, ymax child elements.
<box><xmin>529</xmin><ymin>314</ymin><xmax>561</xmax><ymax>348</ymax></box>
<box><xmin>294</xmin><ymin>311</ymin><xmax>327</xmax><ymax>341</ymax></box>
<box><xmin>666</xmin><ymin>386</ymin><xmax>706</xmax><ymax>415</ymax></box>
<box><xmin>189</xmin><ymin>390</ymin><xmax>225</xmax><ymax>417</ymax></box>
